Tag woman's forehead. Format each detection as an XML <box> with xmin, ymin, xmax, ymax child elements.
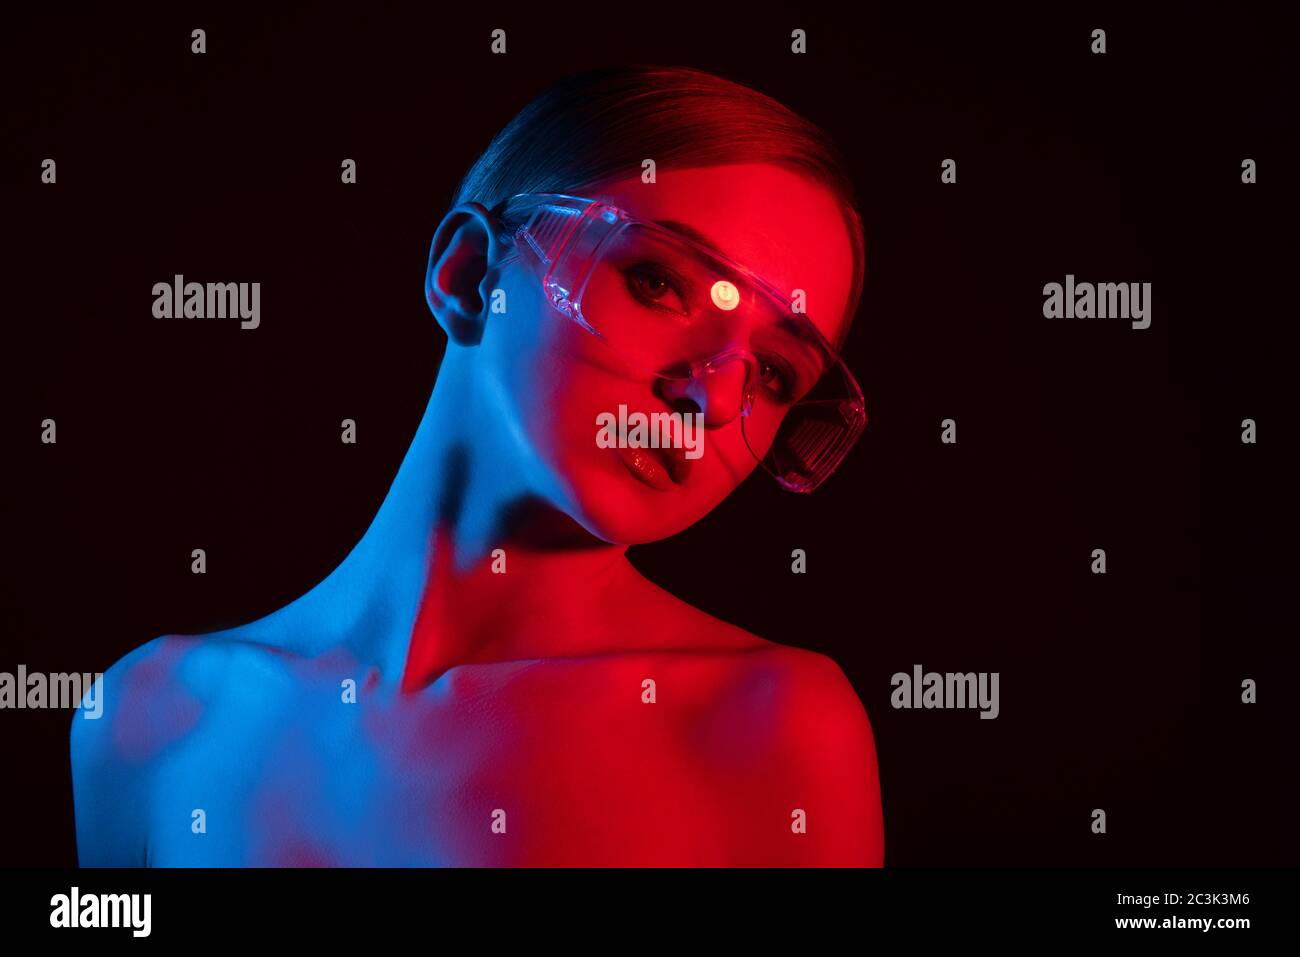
<box><xmin>588</xmin><ymin>164</ymin><xmax>855</xmax><ymax>344</ymax></box>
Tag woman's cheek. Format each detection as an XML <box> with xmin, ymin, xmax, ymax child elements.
<box><xmin>529</xmin><ymin>366</ymin><xmax>611</xmax><ymax>488</ymax></box>
<box><xmin>502</xmin><ymin>343</ymin><xmax>754</xmax><ymax>539</ymax></box>
<box><xmin>697</xmin><ymin>429</ymin><xmax>757</xmax><ymax>495</ymax></box>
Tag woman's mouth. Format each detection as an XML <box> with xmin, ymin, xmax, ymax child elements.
<box><xmin>616</xmin><ymin>445</ymin><xmax>691</xmax><ymax>491</ymax></box>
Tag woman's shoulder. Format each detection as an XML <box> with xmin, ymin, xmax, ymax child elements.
<box><xmin>87</xmin><ymin>628</ymin><xmax>299</xmax><ymax>711</ymax></box>
<box><xmin>69</xmin><ymin>628</ymin><xmax>307</xmax><ymax>865</ymax></box>
<box><xmin>648</xmin><ymin>611</ymin><xmax>884</xmax><ymax>865</ymax></box>
<box><xmin>70</xmin><ymin>632</ymin><xmax>297</xmax><ymax>780</ymax></box>
<box><xmin>67</xmin><ymin>634</ymin><xmax>198</xmax><ymax>865</ymax></box>
<box><xmin>628</xmin><ymin>569</ymin><xmax>867</xmax><ymax>694</ymax></box>
<box><xmin>625</xmin><ymin>571</ymin><xmax>877</xmax><ymax>751</ymax></box>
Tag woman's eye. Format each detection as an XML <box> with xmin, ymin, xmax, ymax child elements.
<box><xmin>625</xmin><ymin>263</ymin><xmax>688</xmax><ymax>315</ymax></box>
<box><xmin>758</xmin><ymin>357</ymin><xmax>796</xmax><ymax>402</ymax></box>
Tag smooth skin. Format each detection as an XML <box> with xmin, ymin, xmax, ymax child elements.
<box><xmin>71</xmin><ymin>163</ymin><xmax>884</xmax><ymax>866</ymax></box>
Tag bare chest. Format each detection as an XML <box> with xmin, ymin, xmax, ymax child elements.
<box><xmin>144</xmin><ymin>653</ymin><xmax>775</xmax><ymax>866</ymax></box>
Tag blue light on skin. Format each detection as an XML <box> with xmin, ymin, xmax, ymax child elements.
<box><xmin>69</xmin><ymin>163</ymin><xmax>873</xmax><ymax>866</ymax></box>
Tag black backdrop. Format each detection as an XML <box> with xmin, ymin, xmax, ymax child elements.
<box><xmin>2</xmin><ymin>2</ymin><xmax>1296</xmax><ymax>867</ymax></box>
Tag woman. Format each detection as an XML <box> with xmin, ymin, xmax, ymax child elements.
<box><xmin>71</xmin><ymin>65</ymin><xmax>883</xmax><ymax>866</ymax></box>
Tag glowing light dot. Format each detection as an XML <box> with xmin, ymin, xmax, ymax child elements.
<box><xmin>710</xmin><ymin>279</ymin><xmax>740</xmax><ymax>311</ymax></box>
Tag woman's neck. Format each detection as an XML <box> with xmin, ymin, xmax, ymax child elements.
<box><xmin>288</xmin><ymin>351</ymin><xmax>635</xmax><ymax>690</ymax></box>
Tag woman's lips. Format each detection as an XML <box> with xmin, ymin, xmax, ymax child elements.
<box><xmin>616</xmin><ymin>445</ymin><xmax>677</xmax><ymax>491</ymax></box>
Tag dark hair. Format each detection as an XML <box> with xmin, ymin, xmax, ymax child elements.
<box><xmin>452</xmin><ymin>64</ymin><xmax>866</xmax><ymax>350</ymax></box>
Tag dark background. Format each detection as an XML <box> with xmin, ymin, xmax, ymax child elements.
<box><xmin>1</xmin><ymin>2</ymin><xmax>1295</xmax><ymax>867</ymax></box>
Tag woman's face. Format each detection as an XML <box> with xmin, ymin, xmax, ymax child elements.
<box><xmin>475</xmin><ymin>162</ymin><xmax>857</xmax><ymax>544</ymax></box>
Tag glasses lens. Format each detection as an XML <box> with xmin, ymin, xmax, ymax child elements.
<box><xmin>742</xmin><ymin>360</ymin><xmax>866</xmax><ymax>492</ymax></box>
<box><xmin>547</xmin><ymin>215</ymin><xmax>865</xmax><ymax>490</ymax></box>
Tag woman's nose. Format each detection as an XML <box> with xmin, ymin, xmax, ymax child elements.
<box><xmin>654</xmin><ymin>357</ymin><xmax>750</xmax><ymax>428</ymax></box>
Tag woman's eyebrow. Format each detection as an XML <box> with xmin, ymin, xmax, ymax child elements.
<box><xmin>653</xmin><ymin>218</ymin><xmax>767</xmax><ymax>292</ymax></box>
<box><xmin>653</xmin><ymin>218</ymin><xmax>733</xmax><ymax>263</ymax></box>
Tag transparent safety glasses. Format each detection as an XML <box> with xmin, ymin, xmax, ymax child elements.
<box><xmin>496</xmin><ymin>192</ymin><xmax>866</xmax><ymax>492</ymax></box>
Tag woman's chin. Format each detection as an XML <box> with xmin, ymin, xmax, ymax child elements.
<box><xmin>566</xmin><ymin>482</ymin><xmax>708</xmax><ymax>545</ymax></box>
<box><xmin>573</xmin><ymin>507</ymin><xmax>698</xmax><ymax>546</ymax></box>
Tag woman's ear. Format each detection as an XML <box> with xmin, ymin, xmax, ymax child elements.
<box><xmin>424</xmin><ymin>202</ymin><xmax>507</xmax><ymax>346</ymax></box>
